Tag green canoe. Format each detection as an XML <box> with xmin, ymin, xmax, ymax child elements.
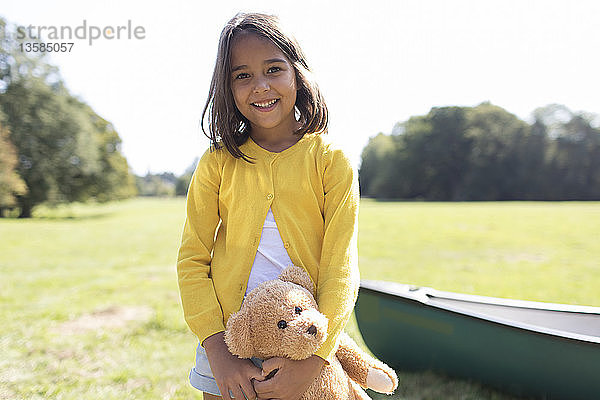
<box><xmin>355</xmin><ymin>281</ymin><xmax>600</xmax><ymax>400</ymax></box>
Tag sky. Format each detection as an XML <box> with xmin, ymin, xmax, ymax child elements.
<box><xmin>2</xmin><ymin>0</ymin><xmax>600</xmax><ymax>175</ymax></box>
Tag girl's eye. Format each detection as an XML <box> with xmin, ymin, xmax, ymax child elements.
<box><xmin>234</xmin><ymin>72</ymin><xmax>250</xmax><ymax>80</ymax></box>
<box><xmin>267</xmin><ymin>66</ymin><xmax>281</xmax><ymax>73</ymax></box>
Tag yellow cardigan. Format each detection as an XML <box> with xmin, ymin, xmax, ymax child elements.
<box><xmin>177</xmin><ymin>133</ymin><xmax>360</xmax><ymax>360</ymax></box>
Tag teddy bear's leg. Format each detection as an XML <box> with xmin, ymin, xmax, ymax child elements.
<box><xmin>349</xmin><ymin>379</ymin><xmax>372</xmax><ymax>400</ymax></box>
<box><xmin>336</xmin><ymin>332</ymin><xmax>398</xmax><ymax>394</ymax></box>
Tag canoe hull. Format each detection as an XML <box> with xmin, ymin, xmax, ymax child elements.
<box><xmin>355</xmin><ymin>283</ymin><xmax>600</xmax><ymax>400</ymax></box>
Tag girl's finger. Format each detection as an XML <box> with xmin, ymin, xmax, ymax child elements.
<box><xmin>253</xmin><ymin>378</ymin><xmax>275</xmax><ymax>396</ymax></box>
<box><xmin>217</xmin><ymin>384</ymin><xmax>233</xmax><ymax>400</ymax></box>
<box><xmin>261</xmin><ymin>357</ymin><xmax>284</xmax><ymax>377</ymax></box>
<box><xmin>241</xmin><ymin>380</ymin><xmax>258</xmax><ymax>400</ymax></box>
<box><xmin>249</xmin><ymin>366</ymin><xmax>265</xmax><ymax>382</ymax></box>
<box><xmin>231</xmin><ymin>385</ymin><xmax>245</xmax><ymax>400</ymax></box>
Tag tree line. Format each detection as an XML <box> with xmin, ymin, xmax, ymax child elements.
<box><xmin>3</xmin><ymin>13</ymin><xmax>599</xmax><ymax>218</ymax></box>
<box><xmin>359</xmin><ymin>102</ymin><xmax>600</xmax><ymax>201</ymax></box>
<box><xmin>135</xmin><ymin>162</ymin><xmax>196</xmax><ymax>198</ymax></box>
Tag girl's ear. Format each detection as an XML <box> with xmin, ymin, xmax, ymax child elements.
<box><xmin>224</xmin><ymin>307</ymin><xmax>254</xmax><ymax>358</ymax></box>
<box><xmin>279</xmin><ymin>265</ymin><xmax>316</xmax><ymax>298</ymax></box>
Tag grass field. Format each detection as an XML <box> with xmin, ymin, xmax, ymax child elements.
<box><xmin>1</xmin><ymin>198</ymin><xmax>598</xmax><ymax>399</ymax></box>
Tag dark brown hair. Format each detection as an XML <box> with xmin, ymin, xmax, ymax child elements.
<box><xmin>201</xmin><ymin>12</ymin><xmax>328</xmax><ymax>161</ymax></box>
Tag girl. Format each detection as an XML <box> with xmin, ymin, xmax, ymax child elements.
<box><xmin>177</xmin><ymin>12</ymin><xmax>360</xmax><ymax>400</ymax></box>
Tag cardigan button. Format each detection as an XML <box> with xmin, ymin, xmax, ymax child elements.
<box><xmin>266</xmin><ymin>193</ymin><xmax>274</xmax><ymax>200</ymax></box>
<box><xmin>283</xmin><ymin>242</ymin><xmax>290</xmax><ymax>249</ymax></box>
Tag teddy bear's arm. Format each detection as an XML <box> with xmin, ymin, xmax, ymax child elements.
<box><xmin>335</xmin><ymin>333</ymin><xmax>398</xmax><ymax>394</ymax></box>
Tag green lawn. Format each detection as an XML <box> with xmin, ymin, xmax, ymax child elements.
<box><xmin>1</xmin><ymin>198</ymin><xmax>598</xmax><ymax>399</ymax></box>
<box><xmin>358</xmin><ymin>200</ymin><xmax>600</xmax><ymax>306</ymax></box>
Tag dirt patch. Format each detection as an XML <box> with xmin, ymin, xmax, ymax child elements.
<box><xmin>54</xmin><ymin>305</ymin><xmax>154</xmax><ymax>335</ymax></box>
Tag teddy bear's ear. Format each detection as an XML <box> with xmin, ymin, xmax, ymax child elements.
<box><xmin>224</xmin><ymin>307</ymin><xmax>254</xmax><ymax>358</ymax></box>
<box><xmin>279</xmin><ymin>265</ymin><xmax>316</xmax><ymax>297</ymax></box>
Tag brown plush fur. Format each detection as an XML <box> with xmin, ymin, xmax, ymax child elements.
<box><xmin>224</xmin><ymin>266</ymin><xmax>398</xmax><ymax>399</ymax></box>
<box><xmin>336</xmin><ymin>332</ymin><xmax>398</xmax><ymax>391</ymax></box>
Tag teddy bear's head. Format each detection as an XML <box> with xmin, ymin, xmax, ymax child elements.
<box><xmin>224</xmin><ymin>266</ymin><xmax>328</xmax><ymax>361</ymax></box>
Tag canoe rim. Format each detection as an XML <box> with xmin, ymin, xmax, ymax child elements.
<box><xmin>359</xmin><ymin>280</ymin><xmax>600</xmax><ymax>344</ymax></box>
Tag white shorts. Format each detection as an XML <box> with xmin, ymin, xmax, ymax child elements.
<box><xmin>189</xmin><ymin>342</ymin><xmax>263</xmax><ymax>396</ymax></box>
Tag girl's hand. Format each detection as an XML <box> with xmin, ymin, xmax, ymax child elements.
<box><xmin>253</xmin><ymin>355</ymin><xmax>325</xmax><ymax>400</ymax></box>
<box><xmin>203</xmin><ymin>332</ymin><xmax>264</xmax><ymax>400</ymax></box>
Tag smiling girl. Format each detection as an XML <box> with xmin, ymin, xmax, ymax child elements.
<box><xmin>177</xmin><ymin>12</ymin><xmax>360</xmax><ymax>400</ymax></box>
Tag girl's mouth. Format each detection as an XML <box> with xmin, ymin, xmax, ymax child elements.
<box><xmin>252</xmin><ymin>99</ymin><xmax>279</xmax><ymax>112</ymax></box>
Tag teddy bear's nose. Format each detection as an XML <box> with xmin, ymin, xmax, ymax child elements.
<box><xmin>307</xmin><ymin>325</ymin><xmax>317</xmax><ymax>336</ymax></box>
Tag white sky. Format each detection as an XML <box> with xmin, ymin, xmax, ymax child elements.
<box><xmin>2</xmin><ymin>0</ymin><xmax>600</xmax><ymax>175</ymax></box>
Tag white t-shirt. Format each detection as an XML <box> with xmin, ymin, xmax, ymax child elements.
<box><xmin>245</xmin><ymin>208</ymin><xmax>293</xmax><ymax>296</ymax></box>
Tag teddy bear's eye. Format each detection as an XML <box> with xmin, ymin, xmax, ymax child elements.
<box><xmin>277</xmin><ymin>320</ymin><xmax>288</xmax><ymax>329</ymax></box>
<box><xmin>295</xmin><ymin>307</ymin><xmax>302</xmax><ymax>314</ymax></box>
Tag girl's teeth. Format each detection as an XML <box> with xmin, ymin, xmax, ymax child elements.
<box><xmin>254</xmin><ymin>99</ymin><xmax>277</xmax><ymax>107</ymax></box>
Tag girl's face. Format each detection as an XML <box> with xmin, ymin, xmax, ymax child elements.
<box><xmin>230</xmin><ymin>32</ymin><xmax>298</xmax><ymax>137</ymax></box>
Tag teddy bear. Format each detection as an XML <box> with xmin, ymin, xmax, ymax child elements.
<box><xmin>224</xmin><ymin>265</ymin><xmax>398</xmax><ymax>400</ymax></box>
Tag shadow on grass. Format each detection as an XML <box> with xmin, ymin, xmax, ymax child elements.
<box><xmin>1</xmin><ymin>208</ymin><xmax>115</xmax><ymax>221</ymax></box>
<box><xmin>0</xmin><ymin>211</ymin><xmax>115</xmax><ymax>221</ymax></box>
<box><xmin>31</xmin><ymin>212</ymin><xmax>114</xmax><ymax>221</ymax></box>
<box><xmin>368</xmin><ymin>369</ymin><xmax>534</xmax><ymax>400</ymax></box>
<box><xmin>3</xmin><ymin>204</ymin><xmax>119</xmax><ymax>221</ymax></box>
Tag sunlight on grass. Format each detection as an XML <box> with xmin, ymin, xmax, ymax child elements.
<box><xmin>1</xmin><ymin>198</ymin><xmax>598</xmax><ymax>399</ymax></box>
<box><xmin>358</xmin><ymin>200</ymin><xmax>600</xmax><ymax>307</ymax></box>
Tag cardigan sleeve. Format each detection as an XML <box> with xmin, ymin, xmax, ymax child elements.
<box><xmin>177</xmin><ymin>148</ymin><xmax>225</xmax><ymax>346</ymax></box>
<box><xmin>314</xmin><ymin>146</ymin><xmax>360</xmax><ymax>360</ymax></box>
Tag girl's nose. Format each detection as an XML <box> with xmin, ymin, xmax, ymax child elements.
<box><xmin>253</xmin><ymin>77</ymin><xmax>269</xmax><ymax>93</ymax></box>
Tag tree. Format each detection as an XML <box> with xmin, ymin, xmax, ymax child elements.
<box><xmin>136</xmin><ymin>172</ymin><xmax>176</xmax><ymax>197</ymax></box>
<box><xmin>0</xmin><ymin>78</ymin><xmax>98</xmax><ymax>216</ymax></box>
<box><xmin>418</xmin><ymin>107</ymin><xmax>472</xmax><ymax>200</ymax></box>
<box><xmin>365</xmin><ymin>107</ymin><xmax>472</xmax><ymax>200</ymax></box>
<box><xmin>0</xmin><ymin>16</ymin><xmax>136</xmax><ymax>216</ymax></box>
<box><xmin>461</xmin><ymin>103</ymin><xmax>534</xmax><ymax>200</ymax></box>
<box><xmin>533</xmin><ymin>105</ymin><xmax>600</xmax><ymax>200</ymax></box>
<box><xmin>0</xmin><ymin>121</ymin><xmax>27</xmax><ymax>216</ymax></box>
<box><xmin>359</xmin><ymin>133</ymin><xmax>399</xmax><ymax>198</ymax></box>
<box><xmin>175</xmin><ymin>158</ymin><xmax>199</xmax><ymax>196</ymax></box>
<box><xmin>358</xmin><ymin>102</ymin><xmax>600</xmax><ymax>201</ymax></box>
<box><xmin>73</xmin><ymin>102</ymin><xmax>137</xmax><ymax>201</ymax></box>
<box><xmin>1</xmin><ymin>17</ymin><xmax>60</xmax><ymax>92</ymax></box>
